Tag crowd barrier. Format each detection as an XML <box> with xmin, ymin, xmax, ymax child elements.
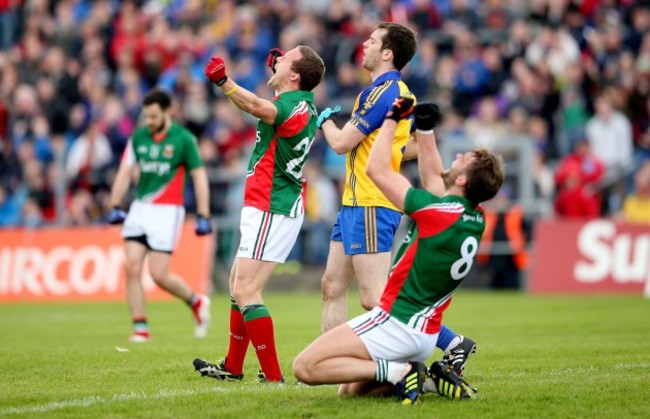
<box><xmin>0</xmin><ymin>223</ymin><xmax>213</xmax><ymax>301</ymax></box>
<box><xmin>530</xmin><ymin>218</ymin><xmax>650</xmax><ymax>296</ymax></box>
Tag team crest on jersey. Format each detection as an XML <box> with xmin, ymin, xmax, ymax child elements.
<box><xmin>163</xmin><ymin>145</ymin><xmax>174</xmax><ymax>158</ymax></box>
<box><xmin>149</xmin><ymin>145</ymin><xmax>160</xmax><ymax>158</ymax></box>
<box><xmin>137</xmin><ymin>145</ymin><xmax>147</xmax><ymax>154</ymax></box>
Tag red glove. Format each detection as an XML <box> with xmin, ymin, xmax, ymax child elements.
<box><xmin>266</xmin><ymin>48</ymin><xmax>284</xmax><ymax>73</ymax></box>
<box><xmin>205</xmin><ymin>57</ymin><xmax>228</xmax><ymax>86</ymax></box>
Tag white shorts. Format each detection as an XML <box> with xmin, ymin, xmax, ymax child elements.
<box><xmin>122</xmin><ymin>200</ymin><xmax>185</xmax><ymax>252</ymax></box>
<box><xmin>347</xmin><ymin>307</ymin><xmax>438</xmax><ymax>363</ymax></box>
<box><xmin>236</xmin><ymin>206</ymin><xmax>303</xmax><ymax>263</ymax></box>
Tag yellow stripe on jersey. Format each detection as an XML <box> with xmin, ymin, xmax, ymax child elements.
<box><xmin>364</xmin><ymin>207</ymin><xmax>378</xmax><ymax>253</ymax></box>
<box><xmin>343</xmin><ymin>79</ymin><xmax>414</xmax><ymax>211</ymax></box>
<box><xmin>365</xmin><ymin>81</ymin><xmax>393</xmax><ymax>110</ymax></box>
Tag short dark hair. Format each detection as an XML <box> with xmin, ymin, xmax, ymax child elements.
<box><xmin>464</xmin><ymin>148</ymin><xmax>505</xmax><ymax>205</ymax></box>
<box><xmin>377</xmin><ymin>22</ymin><xmax>417</xmax><ymax>71</ymax></box>
<box><xmin>292</xmin><ymin>45</ymin><xmax>325</xmax><ymax>92</ymax></box>
<box><xmin>143</xmin><ymin>88</ymin><xmax>172</xmax><ymax>110</ymax></box>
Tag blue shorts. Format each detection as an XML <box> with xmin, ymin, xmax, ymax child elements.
<box><xmin>330</xmin><ymin>206</ymin><xmax>402</xmax><ymax>255</ymax></box>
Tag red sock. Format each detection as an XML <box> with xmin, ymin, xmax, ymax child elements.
<box><xmin>225</xmin><ymin>297</ymin><xmax>249</xmax><ymax>375</ymax></box>
<box><xmin>242</xmin><ymin>304</ymin><xmax>282</xmax><ymax>381</ymax></box>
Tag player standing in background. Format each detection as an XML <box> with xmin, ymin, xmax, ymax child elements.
<box><xmin>293</xmin><ymin>98</ymin><xmax>505</xmax><ymax>403</ymax></box>
<box><xmin>107</xmin><ymin>88</ymin><xmax>213</xmax><ymax>343</ymax></box>
<box><xmin>317</xmin><ymin>22</ymin><xmax>476</xmax><ymax>375</ymax></box>
<box><xmin>193</xmin><ymin>45</ymin><xmax>325</xmax><ymax>383</ymax></box>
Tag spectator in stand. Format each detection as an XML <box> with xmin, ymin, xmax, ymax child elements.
<box><xmin>525</xmin><ymin>22</ymin><xmax>580</xmax><ymax>79</ymax></box>
<box><xmin>437</xmin><ymin>107</ymin><xmax>467</xmax><ymax>143</ymax></box>
<box><xmin>464</xmin><ymin>96</ymin><xmax>507</xmax><ymax>149</ymax></box>
<box><xmin>557</xmin><ymin>61</ymin><xmax>593</xmax><ymax>157</ymax></box>
<box><xmin>0</xmin><ymin>184</ymin><xmax>21</xmax><ymax>227</ymax></box>
<box><xmin>554</xmin><ymin>139</ymin><xmax>605</xmax><ymax>218</ymax></box>
<box><xmin>585</xmin><ymin>93</ymin><xmax>634</xmax><ymax>214</ymax></box>
<box><xmin>452</xmin><ymin>30</ymin><xmax>490</xmax><ymax>116</ymax></box>
<box><xmin>409</xmin><ymin>0</ymin><xmax>443</xmax><ymax>33</ymax></box>
<box><xmin>620</xmin><ymin>160</ymin><xmax>650</xmax><ymax>225</ymax></box>
<box><xmin>65</xmin><ymin>119</ymin><xmax>113</xmax><ymax>193</ymax></box>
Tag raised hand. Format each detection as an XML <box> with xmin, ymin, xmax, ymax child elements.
<box><xmin>204</xmin><ymin>57</ymin><xmax>228</xmax><ymax>86</ymax></box>
<box><xmin>266</xmin><ymin>48</ymin><xmax>285</xmax><ymax>73</ymax></box>
<box><xmin>317</xmin><ymin>105</ymin><xmax>341</xmax><ymax>129</ymax></box>
<box><xmin>387</xmin><ymin>96</ymin><xmax>415</xmax><ymax>122</ymax></box>
<box><xmin>413</xmin><ymin>103</ymin><xmax>443</xmax><ymax>131</ymax></box>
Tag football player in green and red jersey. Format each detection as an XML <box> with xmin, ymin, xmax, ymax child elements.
<box><xmin>293</xmin><ymin>98</ymin><xmax>504</xmax><ymax>403</ymax></box>
<box><xmin>107</xmin><ymin>88</ymin><xmax>213</xmax><ymax>343</ymax></box>
<box><xmin>193</xmin><ymin>46</ymin><xmax>325</xmax><ymax>383</ymax></box>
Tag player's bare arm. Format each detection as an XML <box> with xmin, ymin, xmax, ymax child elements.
<box><xmin>109</xmin><ymin>160</ymin><xmax>133</xmax><ymax>207</ymax></box>
<box><xmin>190</xmin><ymin>167</ymin><xmax>211</xmax><ymax>217</ymax></box>
<box><xmin>366</xmin><ymin>119</ymin><xmax>411</xmax><ymax>212</ymax></box>
<box><xmin>320</xmin><ymin>119</ymin><xmax>366</xmax><ymax>155</ymax></box>
<box><xmin>204</xmin><ymin>56</ymin><xmax>278</xmax><ymax>125</ymax></box>
<box><xmin>401</xmin><ymin>136</ymin><xmax>418</xmax><ymax>161</ymax></box>
<box><xmin>220</xmin><ymin>78</ymin><xmax>278</xmax><ymax>125</ymax></box>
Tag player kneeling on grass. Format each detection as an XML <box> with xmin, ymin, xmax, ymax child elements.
<box><xmin>293</xmin><ymin>98</ymin><xmax>504</xmax><ymax>403</ymax></box>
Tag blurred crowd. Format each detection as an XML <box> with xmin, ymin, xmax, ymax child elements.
<box><xmin>1</xmin><ymin>0</ymin><xmax>650</xmax><ymax>241</ymax></box>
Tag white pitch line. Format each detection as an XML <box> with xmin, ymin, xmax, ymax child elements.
<box><xmin>0</xmin><ymin>388</ymin><xmax>227</xmax><ymax>416</ymax></box>
<box><xmin>0</xmin><ymin>383</ymin><xmax>322</xmax><ymax>416</ymax></box>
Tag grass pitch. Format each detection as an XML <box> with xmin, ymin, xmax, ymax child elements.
<box><xmin>0</xmin><ymin>291</ymin><xmax>649</xmax><ymax>418</ymax></box>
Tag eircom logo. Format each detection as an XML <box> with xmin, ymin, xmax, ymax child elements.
<box><xmin>0</xmin><ymin>224</ymin><xmax>210</xmax><ymax>301</ymax></box>
<box><xmin>0</xmin><ymin>245</ymin><xmax>158</xmax><ymax>298</ymax></box>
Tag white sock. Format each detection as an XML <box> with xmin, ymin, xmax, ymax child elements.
<box><xmin>444</xmin><ymin>336</ymin><xmax>462</xmax><ymax>353</ymax></box>
<box><xmin>376</xmin><ymin>360</ymin><xmax>412</xmax><ymax>385</ymax></box>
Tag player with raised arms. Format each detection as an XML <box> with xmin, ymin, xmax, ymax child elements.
<box><xmin>293</xmin><ymin>98</ymin><xmax>505</xmax><ymax>403</ymax></box>
<box><xmin>193</xmin><ymin>45</ymin><xmax>325</xmax><ymax>383</ymax></box>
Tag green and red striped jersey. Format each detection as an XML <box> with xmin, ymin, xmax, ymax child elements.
<box><xmin>122</xmin><ymin>122</ymin><xmax>203</xmax><ymax>205</ymax></box>
<box><xmin>244</xmin><ymin>90</ymin><xmax>318</xmax><ymax>217</ymax></box>
<box><xmin>380</xmin><ymin>188</ymin><xmax>486</xmax><ymax>334</ymax></box>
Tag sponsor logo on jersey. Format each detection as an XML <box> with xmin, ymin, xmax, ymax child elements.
<box><xmin>462</xmin><ymin>214</ymin><xmax>484</xmax><ymax>223</ymax></box>
<box><xmin>351</xmin><ymin>243</ymin><xmax>362</xmax><ymax>249</ymax></box>
<box><xmin>137</xmin><ymin>146</ymin><xmax>147</xmax><ymax>154</ymax></box>
<box><xmin>140</xmin><ymin>161</ymin><xmax>171</xmax><ymax>175</ymax></box>
<box><xmin>163</xmin><ymin>145</ymin><xmax>174</xmax><ymax>159</ymax></box>
<box><xmin>149</xmin><ymin>145</ymin><xmax>160</xmax><ymax>159</ymax></box>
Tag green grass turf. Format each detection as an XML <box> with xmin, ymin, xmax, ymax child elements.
<box><xmin>0</xmin><ymin>291</ymin><xmax>649</xmax><ymax>418</ymax></box>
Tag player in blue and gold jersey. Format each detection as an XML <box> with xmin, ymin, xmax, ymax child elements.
<box><xmin>317</xmin><ymin>23</ymin><xmax>476</xmax><ymax>375</ymax></box>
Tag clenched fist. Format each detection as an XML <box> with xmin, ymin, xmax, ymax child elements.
<box><xmin>205</xmin><ymin>57</ymin><xmax>228</xmax><ymax>86</ymax></box>
<box><xmin>387</xmin><ymin>96</ymin><xmax>415</xmax><ymax>122</ymax></box>
<box><xmin>266</xmin><ymin>48</ymin><xmax>284</xmax><ymax>73</ymax></box>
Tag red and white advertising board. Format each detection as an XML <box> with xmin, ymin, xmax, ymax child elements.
<box><xmin>530</xmin><ymin>219</ymin><xmax>650</xmax><ymax>295</ymax></box>
<box><xmin>0</xmin><ymin>223</ymin><xmax>213</xmax><ymax>302</ymax></box>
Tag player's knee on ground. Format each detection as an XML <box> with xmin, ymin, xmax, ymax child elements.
<box><xmin>292</xmin><ymin>354</ymin><xmax>318</xmax><ymax>385</ymax></box>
